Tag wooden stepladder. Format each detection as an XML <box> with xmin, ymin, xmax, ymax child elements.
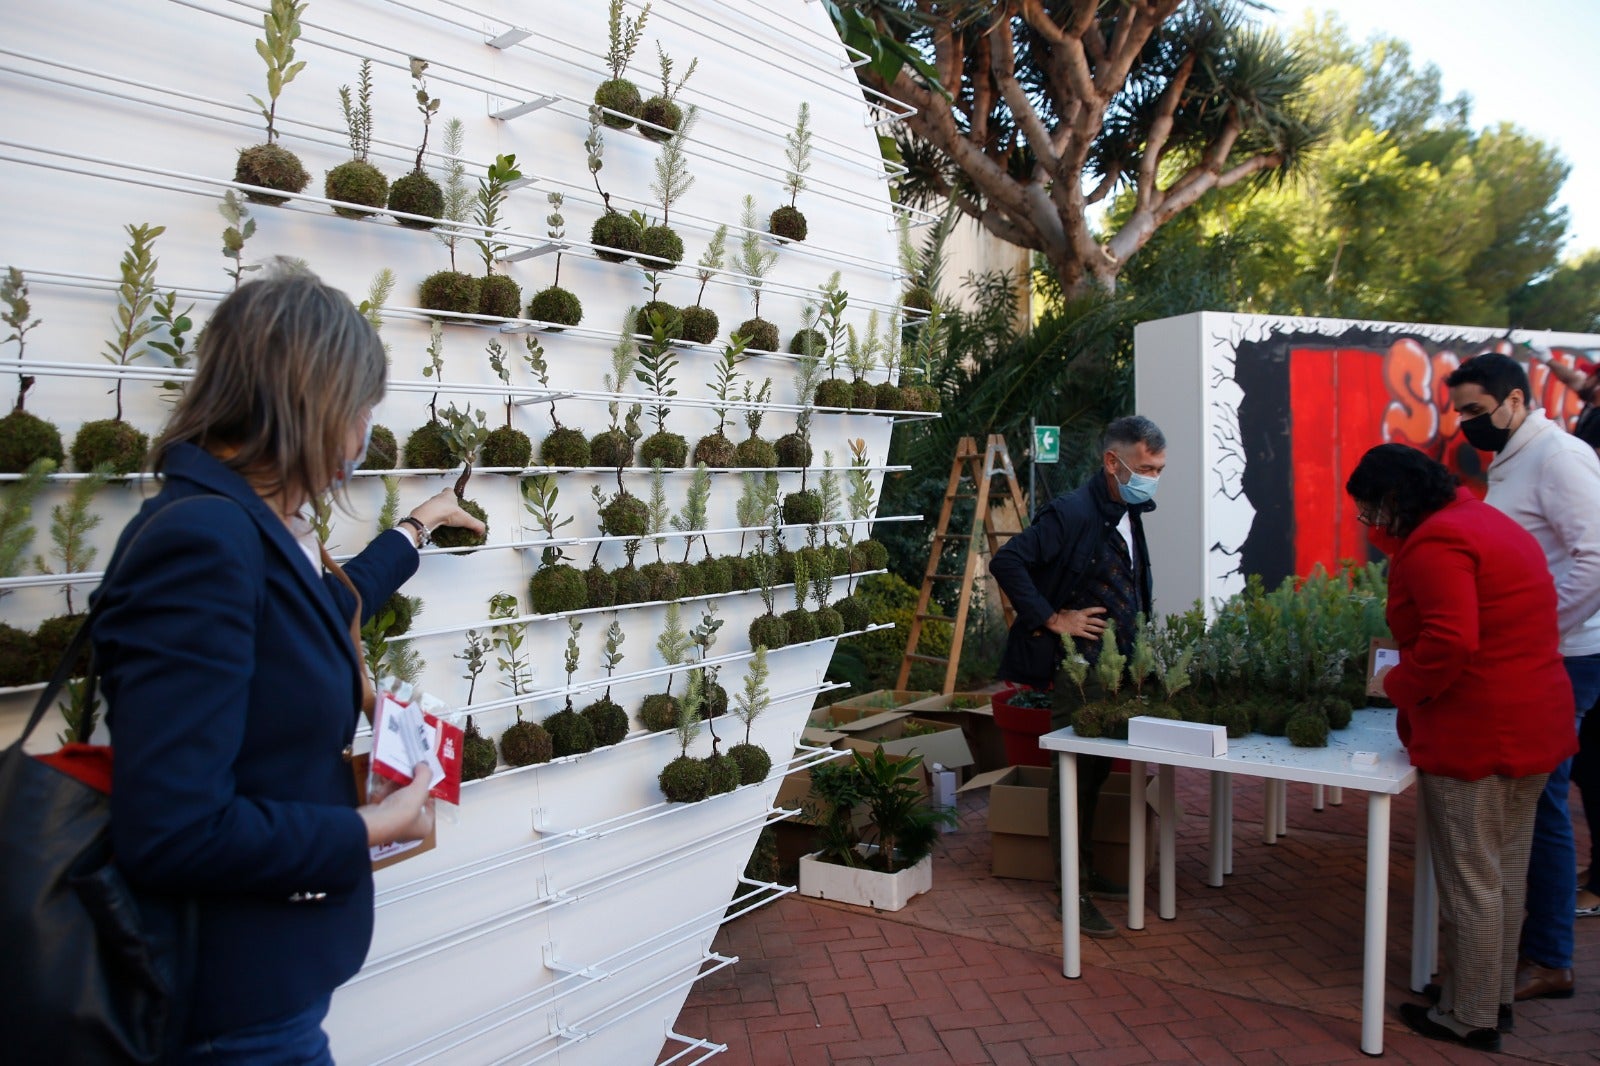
<box><xmin>896</xmin><ymin>434</ymin><xmax>1030</xmax><ymax>693</ymax></box>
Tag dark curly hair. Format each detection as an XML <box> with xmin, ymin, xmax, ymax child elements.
<box><xmin>1344</xmin><ymin>443</ymin><xmax>1459</xmax><ymax>538</ymax></box>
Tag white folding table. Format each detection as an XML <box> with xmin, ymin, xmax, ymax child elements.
<box><xmin>1040</xmin><ymin>709</ymin><xmax>1433</xmax><ymax>1056</ymax></box>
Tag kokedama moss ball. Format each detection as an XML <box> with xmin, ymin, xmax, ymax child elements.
<box><xmin>783</xmin><ymin>608</ymin><xmax>819</xmax><ymax>645</ymax></box>
<box><xmin>478</xmin><ymin>275</ymin><xmax>522</xmax><ymax>319</ymax></box>
<box><xmin>678</xmin><ymin>305</ymin><xmax>719</xmax><ymax>345</ymax></box>
<box><xmin>814</xmin><ymin>379</ymin><xmax>853</xmax><ymax>409</ymax></box>
<box><xmin>527</xmin><ymin>286</ymin><xmax>582</xmax><ymax>328</ymax></box>
<box><xmin>704</xmin><ymin>683</ymin><xmax>729</xmax><ymax>719</ymax></box>
<box><xmin>850</xmin><ymin>378</ymin><xmax>878</xmax><ymax>409</ymax></box>
<box><xmin>693</xmin><ymin>433</ymin><xmax>737</xmax><ymax>468</ymax></box>
<box><xmin>773</xmin><ymin>546</ymin><xmax>795</xmax><ymax>584</ymax></box>
<box><xmin>71</xmin><ymin>419</ymin><xmax>147</xmax><ymax>474</ymax></box>
<box><xmin>639</xmin><ymin>300</ymin><xmax>682</xmax><ymax>338</ymax></box>
<box><xmin>850</xmin><ymin>539</ymin><xmax>889</xmax><ymax>573</ymax></box>
<box><xmin>387</xmin><ymin>169</ymin><xmax>444</xmax><ymax>228</ymax></box>
<box><xmin>813</xmin><ymin>606</ymin><xmax>843</xmax><ymax>637</ymax></box>
<box><xmin>544</xmin><ymin>708</ymin><xmax>596</xmax><ymax>758</ymax></box>
<box><xmin>789</xmin><ymin>328</ymin><xmax>825</xmax><ymax>357</ymax></box>
<box><xmin>1072</xmin><ymin>702</ymin><xmax>1108</xmax><ymax>739</ymax></box>
<box><xmin>769</xmin><ymin>205</ymin><xmax>808</xmax><ymax>242</ymax></box>
<box><xmin>1213</xmin><ymin>704</ymin><xmax>1252</xmax><ymax>739</ymax></box>
<box><xmin>529</xmin><ymin>563</ymin><xmax>587</xmax><ymax>614</ymax></box>
<box><xmin>782</xmin><ymin>490</ymin><xmax>822</xmax><ymax>526</ymax></box>
<box><xmin>640</xmin><ymin>561</ymin><xmax>682</xmax><ymax>602</ymax></box>
<box><xmin>500</xmin><ymin>719</ymin><xmax>553</xmax><ymax>766</ymax></box>
<box><xmin>896</xmin><ymin>385</ymin><xmax>926</xmax><ymax>412</ymax></box>
<box><xmin>638</xmin><ymin>95</ymin><xmax>682</xmax><ymax>140</ymax></box>
<box><xmin>676</xmin><ymin>564</ymin><xmax>704</xmax><ymax>599</ymax></box>
<box><xmin>588</xmin><ymin>428</ymin><xmax>633</xmax><ymax>468</ymax></box>
<box><xmin>735</xmin><ymin>318</ymin><xmax>780</xmax><ymax>353</ymax></box>
<box><xmin>360</xmin><ymin>424</ymin><xmax>397</xmax><ymax>471</ymax></box>
<box><xmin>902</xmin><ymin>285</ymin><xmax>935</xmax><ymax>311</ymax></box>
<box><xmin>638</xmin><ymin>431</ymin><xmax>687</xmax><ymax>468</ymax></box>
<box><xmin>402</xmin><ymin>422</ymin><xmax>451</xmax><ymax>469</ymax></box>
<box><xmin>835</xmin><ymin>595</ymin><xmax>869</xmax><ymax>632</ymax></box>
<box><xmin>430</xmin><ymin>497</ymin><xmax>488</xmax><ymax>552</ymax></box>
<box><xmin>31</xmin><ymin>614</ymin><xmax>87</xmax><ymax>683</ymax></box>
<box><xmin>0</xmin><ymin>410</ymin><xmax>64</xmax><ymax>473</ymax></box>
<box><xmin>725</xmin><ymin>555</ymin><xmax>751</xmax><ymax>590</ymax></box>
<box><xmin>235</xmin><ymin>143</ymin><xmax>309</xmax><ymax>205</ymax></box>
<box><xmin>461</xmin><ymin>717</ymin><xmax>498</xmax><ymax>782</ymax></box>
<box><xmin>728</xmin><ymin>742</ymin><xmax>771</xmax><ymax>785</ymax></box>
<box><xmin>419</xmin><ymin>271</ymin><xmax>481</xmax><ymax>315</ymax></box>
<box><xmin>374</xmin><ymin>591</ymin><xmax>416</xmax><ymax>638</ymax></box>
<box><xmin>659</xmin><ymin>754</ymin><xmax>709</xmax><ymax>802</ymax></box>
<box><xmin>1285</xmin><ymin>709</ymin><xmax>1331</xmax><ymax>748</ymax></box>
<box><xmin>697</xmin><ymin>556</ymin><xmax>732</xmax><ymax>594</ymax></box>
<box><xmin>1248</xmin><ymin>697</ymin><xmax>1291</xmax><ymax>737</ymax></box>
<box><xmin>703</xmin><ymin>752</ymin><xmax>740</xmax><ymax>796</ymax></box>
<box><xmin>539</xmin><ymin>426</ymin><xmax>591</xmax><ymax>468</ymax></box>
<box><xmin>748</xmin><ymin>613</ymin><xmax>789</xmax><ymax>650</ymax></box>
<box><xmin>637</xmin><ymin>225</ymin><xmax>684</xmax><ymax>270</ymax></box>
<box><xmin>482</xmin><ymin>426</ymin><xmax>532</xmax><ymax>469</ymax></box>
<box><xmin>911</xmin><ymin>384</ymin><xmax>941</xmax><ymax>412</ymax></box>
<box><xmin>591</xmin><ymin>211</ymin><xmax>643</xmax><ymax>262</ymax></box>
<box><xmin>580</xmin><ymin>697</ymin><xmax>629</xmax><ymax>746</ymax></box>
<box><xmin>873</xmin><ymin>382</ymin><xmax>904</xmax><ymax>411</ymax></box>
<box><xmin>0</xmin><ymin>622</ymin><xmax>32</xmax><ymax>687</ymax></box>
<box><xmin>612</xmin><ymin>564</ymin><xmax>650</xmax><ymax>605</ymax></box>
<box><xmin>600</xmin><ymin>493</ymin><xmax>649</xmax><ymax>537</ymax></box>
<box><xmin>594</xmin><ymin>77</ymin><xmax>643</xmax><ymax>129</ymax></box>
<box><xmin>585</xmin><ymin>560</ymin><xmax>614</xmax><ymax>611</ymax></box>
<box><xmin>1305</xmin><ymin>694</ymin><xmax>1355</xmax><ymax>730</ymax></box>
<box><xmin>640</xmin><ymin>692</ymin><xmax>680</xmax><ymax>732</ymax></box>
<box><xmin>734</xmin><ymin>436</ymin><xmax>777</xmax><ymax>468</ymax></box>
<box><xmin>325</xmin><ymin>159</ymin><xmax>388</xmax><ymax>217</ymax></box>
<box><xmin>774</xmin><ymin>432</ymin><xmax>812</xmax><ymax>468</ymax></box>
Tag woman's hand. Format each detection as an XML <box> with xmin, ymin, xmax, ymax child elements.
<box><xmin>406</xmin><ymin>488</ymin><xmax>487</xmax><ymax>540</ymax></box>
<box><xmin>358</xmin><ymin>763</ymin><xmax>435</xmax><ymax>847</ymax></box>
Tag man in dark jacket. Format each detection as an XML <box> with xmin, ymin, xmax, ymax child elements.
<box><xmin>989</xmin><ymin>415</ymin><xmax>1165</xmax><ymax>937</ymax></box>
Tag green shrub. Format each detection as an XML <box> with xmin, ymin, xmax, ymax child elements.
<box><xmin>836</xmin><ymin>573</ymin><xmax>950</xmax><ymax>690</ymax></box>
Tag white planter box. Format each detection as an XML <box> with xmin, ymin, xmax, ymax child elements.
<box><xmin>797</xmin><ymin>847</ymin><xmax>933</xmax><ymax>911</ymax></box>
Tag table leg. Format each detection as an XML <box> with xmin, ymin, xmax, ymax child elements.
<box><xmin>1224</xmin><ymin>776</ymin><xmax>1234</xmax><ymax>875</ymax></box>
<box><xmin>1158</xmin><ymin>764</ymin><xmax>1177</xmax><ymax>920</ymax></box>
<box><xmin>1411</xmin><ymin>798</ymin><xmax>1438</xmax><ymax>992</ymax></box>
<box><xmin>1061</xmin><ymin>750</ymin><xmax>1081</xmax><ymax>978</ymax></box>
<box><xmin>1208</xmin><ymin>771</ymin><xmax>1226</xmax><ymax>887</ymax></box>
<box><xmin>1276</xmin><ymin>780</ymin><xmax>1288</xmax><ymax>836</ymax></box>
<box><xmin>1263</xmin><ymin>778</ymin><xmax>1279</xmax><ymax>845</ymax></box>
<box><xmin>1330</xmin><ymin>785</ymin><xmax>1344</xmax><ymax>806</ymax></box>
<box><xmin>1128</xmin><ymin>759</ymin><xmax>1147</xmax><ymax>930</ymax></box>
<box><xmin>1362</xmin><ymin>792</ymin><xmax>1392</xmax><ymax>1056</ymax></box>
<box><xmin>1312</xmin><ymin>783</ymin><xmax>1325</xmax><ymax>811</ymax></box>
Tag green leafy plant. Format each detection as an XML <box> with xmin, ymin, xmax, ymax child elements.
<box><xmin>431</xmin><ymin>403</ymin><xmax>490</xmax><ymax>550</ymax></box>
<box><xmin>488</xmin><ymin>592</ymin><xmax>533</xmax><ymax>697</ymax></box>
<box><xmin>73</xmin><ymin>225</ymin><xmax>161</xmax><ymax>473</ymax></box>
<box><xmin>387</xmin><ymin>58</ymin><xmax>444</xmax><ymax>227</ymax></box>
<box><xmin>769</xmin><ymin>102</ymin><xmax>813</xmax><ymax>241</ymax></box>
<box><xmin>0</xmin><ymin>269</ymin><xmax>62</xmax><ymax>473</ymax></box>
<box><xmin>811</xmin><ymin>747</ymin><xmax>954</xmax><ymax>872</ymax></box>
<box><xmin>595</xmin><ymin>0</ymin><xmax>651</xmax><ymax>130</ymax></box>
<box><xmin>472</xmin><ymin>153</ymin><xmax>523</xmax><ymax>317</ymax></box>
<box><xmin>235</xmin><ymin>0</ymin><xmax>310</xmax><ymax>203</ymax></box>
<box><xmin>658</xmin><ymin>669</ymin><xmax>707</xmax><ymax>801</ymax></box>
<box><xmin>218</xmin><ymin>190</ymin><xmax>260</xmax><ymax>290</ymax></box>
<box><xmin>544</xmin><ymin>619</ymin><xmax>596</xmax><ymax>757</ymax></box>
<box><xmin>735</xmin><ymin>377</ymin><xmax>776</xmax><ymax>468</ymax></box>
<box><xmin>524</xmin><ymin>475</ymin><xmax>586</xmax><ymax>613</ymax></box>
<box><xmin>634</xmin><ymin>315</ymin><xmax>683</xmax><ymax>465</ymax></box>
<box><xmin>326</xmin><ymin>59</ymin><xmax>388</xmax><ymax>216</ymax></box>
<box><xmin>527</xmin><ymin>191</ymin><xmax>582</xmax><ymax>327</ymax></box>
<box><xmin>581</xmin><ymin>619</ymin><xmax>629</xmax><ymax>746</ymax></box>
<box><xmin>456</xmin><ymin>628</ymin><xmax>491</xmax><ymax>703</ymax></box>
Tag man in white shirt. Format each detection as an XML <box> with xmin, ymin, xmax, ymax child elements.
<box><xmin>1448</xmin><ymin>353</ymin><xmax>1600</xmax><ymax>1002</ymax></box>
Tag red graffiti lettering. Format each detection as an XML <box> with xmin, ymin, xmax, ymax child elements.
<box><xmin>1382</xmin><ymin>338</ymin><xmax>1437</xmax><ymax>445</ymax></box>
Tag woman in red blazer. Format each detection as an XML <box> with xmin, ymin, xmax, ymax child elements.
<box><xmin>1347</xmin><ymin>443</ymin><xmax>1575</xmax><ymax>1052</ymax></box>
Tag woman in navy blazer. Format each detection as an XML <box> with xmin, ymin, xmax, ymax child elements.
<box><xmin>92</xmin><ymin>271</ymin><xmax>483</xmax><ymax>1063</ymax></box>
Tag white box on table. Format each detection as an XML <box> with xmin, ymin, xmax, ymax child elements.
<box><xmin>1126</xmin><ymin>716</ymin><xmax>1228</xmax><ymax>757</ymax></box>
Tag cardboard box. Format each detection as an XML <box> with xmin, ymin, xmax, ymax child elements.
<box><xmin>1367</xmin><ymin>637</ymin><xmax>1399</xmax><ymax>698</ymax></box>
<box><xmin>838</xmin><ymin>715</ymin><xmax>975</xmax><ymax>771</ymax></box>
<box><xmin>1093</xmin><ymin>771</ymin><xmax>1157</xmax><ymax>876</ymax></box>
<box><xmin>1127</xmin><ymin>716</ymin><xmax>1228</xmax><ymax>757</ymax></box>
<box><xmin>808</xmin><ymin>705</ymin><xmax>907</xmax><ymax>731</ymax></box>
<box><xmin>821</xmin><ymin>690</ymin><xmax>936</xmax><ymax>716</ymax></box>
<box><xmin>899</xmin><ymin>693</ymin><xmax>1009</xmax><ymax>775</ymax></box>
<box><xmin>960</xmin><ymin>765</ymin><xmax>1054</xmax><ymax>881</ymax></box>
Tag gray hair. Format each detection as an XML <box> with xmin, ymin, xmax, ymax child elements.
<box><xmin>1103</xmin><ymin>415</ymin><xmax>1165</xmax><ymax>454</ymax></box>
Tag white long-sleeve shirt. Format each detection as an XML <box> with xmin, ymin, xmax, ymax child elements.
<box><xmin>1484</xmin><ymin>408</ymin><xmax>1600</xmax><ymax>656</ymax></box>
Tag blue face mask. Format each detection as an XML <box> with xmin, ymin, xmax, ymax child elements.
<box><xmin>336</xmin><ymin>415</ymin><xmax>374</xmax><ymax>487</ymax></box>
<box><xmin>1115</xmin><ymin>453</ymin><xmax>1159</xmax><ymax>505</ymax></box>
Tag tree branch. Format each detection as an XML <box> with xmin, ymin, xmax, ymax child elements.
<box><xmin>1134</xmin><ymin>52</ymin><xmax>1195</xmax><ymax>213</ymax></box>
<box><xmin>989</xmin><ymin>14</ymin><xmax>1060</xmax><ymax>172</ymax></box>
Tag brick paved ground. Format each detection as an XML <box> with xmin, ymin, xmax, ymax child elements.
<box><xmin>671</xmin><ymin>770</ymin><xmax>1600</xmax><ymax>1064</ymax></box>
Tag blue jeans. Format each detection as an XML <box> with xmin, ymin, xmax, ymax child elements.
<box><xmin>174</xmin><ymin>996</ymin><xmax>334</xmax><ymax>1066</ymax></box>
<box><xmin>1522</xmin><ymin>653</ymin><xmax>1600</xmax><ymax>969</ymax></box>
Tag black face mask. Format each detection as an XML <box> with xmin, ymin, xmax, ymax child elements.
<box><xmin>1460</xmin><ymin>405</ymin><xmax>1512</xmax><ymax>452</ymax></box>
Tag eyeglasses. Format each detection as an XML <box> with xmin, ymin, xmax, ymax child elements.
<box><xmin>1355</xmin><ymin>507</ymin><xmax>1385</xmax><ymax>527</ymax></box>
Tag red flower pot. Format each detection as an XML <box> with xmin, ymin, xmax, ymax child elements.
<box><xmin>991</xmin><ymin>685</ymin><xmax>1052</xmax><ymax>767</ymax></box>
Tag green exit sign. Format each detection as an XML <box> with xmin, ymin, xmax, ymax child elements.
<box><xmin>1033</xmin><ymin>425</ymin><xmax>1060</xmax><ymax>463</ymax></box>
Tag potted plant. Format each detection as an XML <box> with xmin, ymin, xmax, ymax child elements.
<box><xmin>0</xmin><ymin>269</ymin><xmax>63</xmax><ymax>472</ymax></box>
<box><xmin>634</xmin><ymin>314</ymin><xmax>685</xmax><ymax>467</ymax></box>
<box><xmin>594</xmin><ymin>0</ymin><xmax>650</xmax><ymax>130</ymax></box>
<box><xmin>72</xmin><ymin>224</ymin><xmax>159</xmax><ymax>473</ymax></box>
<box><xmin>798</xmin><ymin>747</ymin><xmax>954</xmax><ymax>910</ymax></box>
<box><xmin>728</xmin><ymin>646</ymin><xmax>773</xmax><ymax>784</ymax></box>
<box><xmin>769</xmin><ymin>103</ymin><xmax>813</xmax><ymax>241</ymax></box>
<box><xmin>386</xmin><ymin>58</ymin><xmax>444</xmax><ymax>227</ymax></box>
<box><xmin>641</xmin><ymin>602</ymin><xmax>691</xmax><ymax>731</ymax></box>
<box><xmin>234</xmin><ymin>0</ymin><xmax>309</xmax><ymax>205</ymax></box>
<box><xmin>679</xmin><ymin>226</ymin><xmax>726</xmax><ymax>344</ymax></box>
<box><xmin>833</xmin><ymin>439</ymin><xmax>876</xmax><ymax>631</ymax></box>
<box><xmin>658</xmin><ymin>669</ymin><xmax>709</xmax><ymax>802</ymax></box>
<box><xmin>585</xmin><ymin>107</ymin><xmax>643</xmax><ymax>261</ymax></box>
<box><xmin>812</xmin><ymin>275</ymin><xmax>853</xmax><ymax>408</ymax></box>
<box><xmin>526</xmin><ymin>192</ymin><xmax>582</xmax><ymax>327</ymax></box>
<box><xmin>545</xmin><ymin>619</ymin><xmax>597</xmax><ymax>757</ymax></box>
<box><xmin>693</xmin><ymin>335</ymin><xmax>747</xmax><ymax>468</ymax></box>
<box><xmin>431</xmin><ymin>402</ymin><xmax>490</xmax><ymax>551</ymax></box>
<box><xmin>460</xmin><ymin>716</ymin><xmax>498</xmax><ymax>782</ymax></box>
<box><xmin>637</xmin><ymin>107</ymin><xmax>696</xmax><ymax>271</ymax></box>
<box><xmin>518</xmin><ymin>333</ymin><xmax>589</xmax><ymax>468</ymax></box>
<box><xmin>580</xmin><ymin>619</ymin><xmax>630</xmax><ymax>746</ymax></box>
<box><xmin>734</xmin><ymin>377</ymin><xmax>776</xmax><ymax>468</ymax></box>
<box><xmin>402</xmin><ymin>324</ymin><xmax>452</xmax><ymax>468</ymax></box>
<box><xmin>734</xmin><ymin>195</ymin><xmax>780</xmax><ymax>351</ymax></box>
<box><xmin>478</xmin><ymin>339</ymin><xmax>532</xmax><ymax>469</ymax></box>
<box><xmin>472</xmin><ymin>153</ymin><xmax>523</xmax><ymax>317</ymax></box>
<box><xmin>325</xmin><ymin>60</ymin><xmax>388</xmax><ymax>217</ymax></box>
<box><xmin>523</xmin><ymin>475</ymin><xmax>585</xmax><ymax>614</ymax></box>
<box><xmin>590</xmin><ymin>310</ymin><xmax>641</xmax><ymax>467</ymax></box>
<box><xmin>639</xmin><ymin>43</ymin><xmax>696</xmax><ymax>141</ymax></box>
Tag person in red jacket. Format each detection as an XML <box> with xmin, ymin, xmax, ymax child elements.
<box><xmin>1346</xmin><ymin>443</ymin><xmax>1575</xmax><ymax>1052</ymax></box>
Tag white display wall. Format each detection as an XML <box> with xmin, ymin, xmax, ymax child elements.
<box><xmin>1135</xmin><ymin>311</ymin><xmax>1600</xmax><ymax>616</ymax></box>
<box><xmin>0</xmin><ymin>2</ymin><xmax>925</xmax><ymax>1061</ymax></box>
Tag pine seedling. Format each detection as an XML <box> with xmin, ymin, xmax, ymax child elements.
<box><xmin>808</xmin><ymin>542</ymin><xmax>834</xmax><ymax>608</ymax></box>
<box><xmin>457</xmin><ymin>628</ymin><xmax>491</xmax><ymax>703</ymax></box>
<box><xmin>1</xmin><ymin>268</ymin><xmax>37</xmax><ymax>413</ymax></box>
<box><xmin>647</xmin><ymin>459</ymin><xmax>669</xmax><ymax>562</ymax></box>
<box><xmin>0</xmin><ymin>458</ymin><xmax>52</xmax><ymax>594</ymax></box>
<box><xmin>361</xmin><ymin>598</ymin><xmax>426</xmax><ymax>687</ymax></box>
<box><xmin>600</xmin><ymin>618</ymin><xmax>625</xmax><ymax>701</ymax></box>
<box><xmin>378</xmin><ymin>476</ymin><xmax>400</xmax><ymax>532</ymax></box>
<box><xmin>219</xmin><ymin>190</ymin><xmax>260</xmax><ymax>290</ymax></box>
<box><xmin>671</xmin><ymin>462</ymin><xmax>711</xmax><ymax>561</ymax></box>
<box><xmin>338</xmin><ymin>59</ymin><xmax>374</xmax><ymax>162</ymax></box>
<box><xmin>736</xmin><ymin>472</ymin><xmax>765</xmax><ymax>556</ymax></box>
<box><xmin>473</xmin><ymin>153</ymin><xmax>521</xmax><ymax>274</ymax></box>
<box><xmin>657</xmin><ymin>601</ymin><xmax>691</xmax><ymax>695</ymax></box>
<box><xmin>675</xmin><ymin>666</ymin><xmax>703</xmax><ymax>758</ymax></box>
<box><xmin>692</xmin><ymin>225</ymin><xmax>727</xmax><ymax>310</ymax></box>
<box><xmin>649</xmin><ymin>106</ymin><xmax>697</xmax><ymax>226</ymax></box>
<box><xmin>33</xmin><ymin>464</ymin><xmax>108</xmax><ymax>614</ymax></box>
<box><xmin>790</xmin><ymin>551</ymin><xmax>810</xmax><ymax>613</ymax></box>
<box><xmin>782</xmin><ymin>102</ymin><xmax>812</xmax><ymax>210</ymax></box>
<box><xmin>844</xmin><ymin>311</ymin><xmax>883</xmax><ymax>387</ymax></box>
<box><xmin>248</xmin><ymin>0</ymin><xmax>306</xmax><ymax>144</ymax></box>
<box><xmin>740</xmin><ymin>377</ymin><xmax>772</xmax><ymax>441</ymax></box>
<box><xmin>436</xmin><ymin>117</ymin><xmax>470</xmax><ymax>271</ymax></box>
<box><xmin>562</xmin><ymin>618</ymin><xmax>582</xmax><ymax>712</ymax></box>
<box><xmin>1128</xmin><ymin>614</ymin><xmax>1158</xmax><ymax>699</ymax></box>
<box><xmin>1060</xmin><ymin>635</ymin><xmax>1091</xmax><ymax>702</ymax></box>
<box><xmin>1095</xmin><ymin>623</ymin><xmax>1126</xmax><ymax>699</ymax></box>
<box><xmin>817</xmin><ymin>452</ymin><xmax>842</xmax><ymax>546</ymax></box>
<box><xmin>488</xmin><ymin>591</ymin><xmax>533</xmax><ymax>697</ymax></box>
<box><xmin>406</xmin><ymin>58</ymin><xmax>441</xmax><ymax>172</ymax></box>
<box><xmin>358</xmin><ymin>268</ymin><xmax>395</xmax><ymax>341</ymax></box>
<box><xmin>737</xmin><ymin>195</ymin><xmax>779</xmax><ymax>320</ymax></box>
<box><xmin>649</xmin><ymin>42</ymin><xmax>697</xmax><ymax>124</ymax></box>
<box><xmin>734</xmin><ymin>646</ymin><xmax>771</xmax><ymax>744</ymax></box>
<box><xmin>104</xmin><ymin>224</ymin><xmax>165</xmax><ymax>422</ymax></box>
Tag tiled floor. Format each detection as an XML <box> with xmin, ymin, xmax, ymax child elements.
<box><xmin>672</xmin><ymin>770</ymin><xmax>1600</xmax><ymax>1064</ymax></box>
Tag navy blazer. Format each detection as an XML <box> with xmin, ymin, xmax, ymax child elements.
<box><xmin>92</xmin><ymin>443</ymin><xmax>418</xmax><ymax>1038</ymax></box>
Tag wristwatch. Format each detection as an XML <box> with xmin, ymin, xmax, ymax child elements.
<box><xmin>397</xmin><ymin>515</ymin><xmax>429</xmax><ymax>548</ymax></box>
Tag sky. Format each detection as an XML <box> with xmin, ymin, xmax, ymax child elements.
<box><xmin>1265</xmin><ymin>0</ymin><xmax>1600</xmax><ymax>257</ymax></box>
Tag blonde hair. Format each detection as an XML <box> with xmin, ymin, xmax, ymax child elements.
<box><xmin>154</xmin><ymin>266</ymin><xmax>385</xmax><ymax>509</ymax></box>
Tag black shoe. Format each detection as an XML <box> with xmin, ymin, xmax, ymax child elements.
<box><xmin>1419</xmin><ymin>984</ymin><xmax>1513</xmax><ymax>1032</ymax></box>
<box><xmin>1084</xmin><ymin>868</ymin><xmax>1129</xmax><ymax>901</ymax></box>
<box><xmin>1079</xmin><ymin>896</ymin><xmax>1116</xmax><ymax>939</ymax></box>
<box><xmin>1398</xmin><ymin>1002</ymin><xmax>1501</xmax><ymax>1051</ymax></box>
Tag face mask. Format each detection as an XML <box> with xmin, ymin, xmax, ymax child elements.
<box><xmin>1459</xmin><ymin>403</ymin><xmax>1512</xmax><ymax>453</ymax></box>
<box><xmin>1114</xmin><ymin>453</ymin><xmax>1159</xmax><ymax>505</ymax></box>
<box><xmin>336</xmin><ymin>415</ymin><xmax>374</xmax><ymax>487</ymax></box>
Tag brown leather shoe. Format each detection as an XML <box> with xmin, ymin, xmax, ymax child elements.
<box><xmin>1514</xmin><ymin>958</ymin><xmax>1575</xmax><ymax>1001</ymax></box>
